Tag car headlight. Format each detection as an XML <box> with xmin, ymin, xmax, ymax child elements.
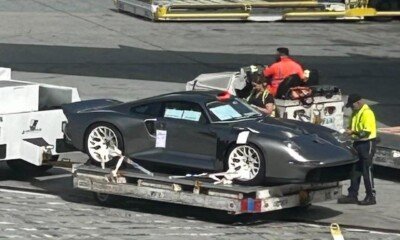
<box><xmin>285</xmin><ymin>140</ymin><xmax>324</xmax><ymax>166</ymax></box>
<box><xmin>284</xmin><ymin>140</ymin><xmax>301</xmax><ymax>151</ymax></box>
<box><xmin>284</xmin><ymin>140</ymin><xmax>307</xmax><ymax>162</ymax></box>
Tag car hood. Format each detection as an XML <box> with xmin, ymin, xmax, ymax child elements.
<box><xmin>229</xmin><ymin>116</ymin><xmax>338</xmax><ymax>143</ymax></box>
<box><xmin>228</xmin><ymin>117</ymin><xmax>356</xmax><ymax>164</ymax></box>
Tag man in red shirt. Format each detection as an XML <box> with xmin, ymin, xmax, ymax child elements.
<box><xmin>263</xmin><ymin>48</ymin><xmax>304</xmax><ymax>97</ymax></box>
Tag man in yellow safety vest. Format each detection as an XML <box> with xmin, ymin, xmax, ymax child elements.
<box><xmin>338</xmin><ymin>94</ymin><xmax>377</xmax><ymax>205</ymax></box>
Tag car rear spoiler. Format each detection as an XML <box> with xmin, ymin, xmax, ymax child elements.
<box><xmin>61</xmin><ymin>99</ymin><xmax>122</xmax><ymax>115</ymax></box>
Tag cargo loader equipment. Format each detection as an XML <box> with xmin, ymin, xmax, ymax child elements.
<box><xmin>0</xmin><ymin>67</ymin><xmax>80</xmax><ymax>173</ymax></box>
<box><xmin>113</xmin><ymin>0</ymin><xmax>400</xmax><ymax>22</ymax></box>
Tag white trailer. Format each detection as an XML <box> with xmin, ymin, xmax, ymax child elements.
<box><xmin>73</xmin><ymin>164</ymin><xmax>342</xmax><ymax>214</ymax></box>
<box><xmin>0</xmin><ymin>68</ymin><xmax>80</xmax><ymax>173</ymax></box>
<box><xmin>374</xmin><ymin>127</ymin><xmax>400</xmax><ymax>169</ymax></box>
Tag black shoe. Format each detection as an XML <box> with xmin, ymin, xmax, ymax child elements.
<box><xmin>358</xmin><ymin>196</ymin><xmax>376</xmax><ymax>206</ymax></box>
<box><xmin>337</xmin><ymin>195</ymin><xmax>358</xmax><ymax>204</ymax></box>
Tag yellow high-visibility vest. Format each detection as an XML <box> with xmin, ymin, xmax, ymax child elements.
<box><xmin>350</xmin><ymin>104</ymin><xmax>377</xmax><ymax>140</ymax></box>
<box><xmin>246</xmin><ymin>90</ymin><xmax>276</xmax><ymax>117</ymax></box>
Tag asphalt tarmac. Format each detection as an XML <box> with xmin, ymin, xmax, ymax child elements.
<box><xmin>0</xmin><ymin>0</ymin><xmax>400</xmax><ymax>239</ymax></box>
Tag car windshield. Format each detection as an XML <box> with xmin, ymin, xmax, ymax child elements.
<box><xmin>206</xmin><ymin>98</ymin><xmax>261</xmax><ymax>122</ymax></box>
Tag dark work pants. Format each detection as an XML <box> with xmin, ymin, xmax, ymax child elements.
<box><xmin>348</xmin><ymin>139</ymin><xmax>376</xmax><ymax>198</ymax></box>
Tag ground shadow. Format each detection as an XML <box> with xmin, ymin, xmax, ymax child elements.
<box><xmin>1</xmin><ymin>43</ymin><xmax>399</xmax><ymax>125</ymax></box>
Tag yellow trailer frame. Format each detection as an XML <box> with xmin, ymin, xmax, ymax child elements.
<box><xmin>113</xmin><ymin>0</ymin><xmax>400</xmax><ymax>21</ymax></box>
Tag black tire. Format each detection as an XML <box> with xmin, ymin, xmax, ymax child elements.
<box><xmin>7</xmin><ymin>159</ymin><xmax>53</xmax><ymax>176</ymax></box>
<box><xmin>93</xmin><ymin>192</ymin><xmax>118</xmax><ymax>206</ymax></box>
<box><xmin>84</xmin><ymin>122</ymin><xmax>124</xmax><ymax>168</ymax></box>
<box><xmin>226</xmin><ymin>144</ymin><xmax>266</xmax><ymax>186</ymax></box>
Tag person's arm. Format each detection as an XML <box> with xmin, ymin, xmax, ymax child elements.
<box><xmin>255</xmin><ymin>104</ymin><xmax>272</xmax><ymax>115</ymax></box>
<box><xmin>256</xmin><ymin>94</ymin><xmax>275</xmax><ymax>116</ymax></box>
<box><xmin>357</xmin><ymin>110</ymin><xmax>375</xmax><ymax>139</ymax></box>
<box><xmin>263</xmin><ymin>64</ymin><xmax>275</xmax><ymax>77</ymax></box>
<box><xmin>296</xmin><ymin>64</ymin><xmax>305</xmax><ymax>80</ymax></box>
<box><xmin>346</xmin><ymin>113</ymin><xmax>354</xmax><ymax>134</ymax></box>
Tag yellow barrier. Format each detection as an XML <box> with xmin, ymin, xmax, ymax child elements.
<box><xmin>330</xmin><ymin>223</ymin><xmax>345</xmax><ymax>240</ymax></box>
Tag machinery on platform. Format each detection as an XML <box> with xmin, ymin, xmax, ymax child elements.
<box><xmin>186</xmin><ymin>67</ymin><xmax>345</xmax><ymax>132</ymax></box>
<box><xmin>113</xmin><ymin>0</ymin><xmax>400</xmax><ymax>21</ymax></box>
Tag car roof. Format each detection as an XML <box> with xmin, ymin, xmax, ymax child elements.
<box><xmin>129</xmin><ymin>90</ymin><xmax>226</xmax><ymax>105</ymax></box>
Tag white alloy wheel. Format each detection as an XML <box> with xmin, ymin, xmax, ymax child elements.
<box><xmin>228</xmin><ymin>145</ymin><xmax>261</xmax><ymax>181</ymax></box>
<box><xmin>87</xmin><ymin>126</ymin><xmax>119</xmax><ymax>167</ymax></box>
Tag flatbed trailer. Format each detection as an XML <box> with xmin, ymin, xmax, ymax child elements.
<box><xmin>374</xmin><ymin>127</ymin><xmax>400</xmax><ymax>169</ymax></box>
<box><xmin>113</xmin><ymin>0</ymin><xmax>400</xmax><ymax>22</ymax></box>
<box><xmin>73</xmin><ymin>164</ymin><xmax>342</xmax><ymax>214</ymax></box>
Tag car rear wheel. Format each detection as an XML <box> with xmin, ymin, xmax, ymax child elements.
<box><xmin>85</xmin><ymin>123</ymin><xmax>124</xmax><ymax>169</ymax></box>
<box><xmin>227</xmin><ymin>144</ymin><xmax>265</xmax><ymax>186</ymax></box>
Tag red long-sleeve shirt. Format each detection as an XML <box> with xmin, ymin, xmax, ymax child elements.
<box><xmin>263</xmin><ymin>56</ymin><xmax>304</xmax><ymax>97</ymax></box>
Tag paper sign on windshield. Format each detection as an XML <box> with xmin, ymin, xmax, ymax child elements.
<box><xmin>210</xmin><ymin>105</ymin><xmax>241</xmax><ymax>120</ymax></box>
<box><xmin>164</xmin><ymin>108</ymin><xmax>183</xmax><ymax>119</ymax></box>
<box><xmin>182</xmin><ymin>110</ymin><xmax>201</xmax><ymax>121</ymax></box>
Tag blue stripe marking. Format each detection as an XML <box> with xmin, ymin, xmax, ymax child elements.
<box><xmin>248</xmin><ymin>198</ymin><xmax>254</xmax><ymax>211</ymax></box>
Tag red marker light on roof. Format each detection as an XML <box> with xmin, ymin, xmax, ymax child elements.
<box><xmin>217</xmin><ymin>91</ymin><xmax>231</xmax><ymax>101</ymax></box>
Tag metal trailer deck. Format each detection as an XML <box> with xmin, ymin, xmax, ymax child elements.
<box><xmin>73</xmin><ymin>164</ymin><xmax>342</xmax><ymax>214</ymax></box>
<box><xmin>113</xmin><ymin>0</ymin><xmax>400</xmax><ymax>22</ymax></box>
<box><xmin>374</xmin><ymin>127</ymin><xmax>400</xmax><ymax>169</ymax></box>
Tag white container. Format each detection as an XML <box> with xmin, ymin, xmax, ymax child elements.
<box><xmin>0</xmin><ymin>68</ymin><xmax>80</xmax><ymax>166</ymax></box>
<box><xmin>0</xmin><ymin>81</ymin><xmax>39</xmax><ymax>114</ymax></box>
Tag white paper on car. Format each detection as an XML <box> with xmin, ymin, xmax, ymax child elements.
<box><xmin>156</xmin><ymin>130</ymin><xmax>167</xmax><ymax>148</ymax></box>
<box><xmin>164</xmin><ymin>108</ymin><xmax>183</xmax><ymax>119</ymax></box>
<box><xmin>209</xmin><ymin>105</ymin><xmax>241</xmax><ymax>120</ymax></box>
<box><xmin>236</xmin><ymin>131</ymin><xmax>250</xmax><ymax>144</ymax></box>
<box><xmin>182</xmin><ymin>110</ymin><xmax>201</xmax><ymax>121</ymax></box>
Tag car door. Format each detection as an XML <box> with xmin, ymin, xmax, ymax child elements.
<box><xmin>125</xmin><ymin>102</ymin><xmax>165</xmax><ymax>161</ymax></box>
<box><xmin>158</xmin><ymin>101</ymin><xmax>218</xmax><ymax>171</ymax></box>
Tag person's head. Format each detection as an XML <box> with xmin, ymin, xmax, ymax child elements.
<box><xmin>251</xmin><ymin>75</ymin><xmax>267</xmax><ymax>92</ymax></box>
<box><xmin>275</xmin><ymin>47</ymin><xmax>289</xmax><ymax>61</ymax></box>
<box><xmin>346</xmin><ymin>93</ymin><xmax>363</xmax><ymax>110</ymax></box>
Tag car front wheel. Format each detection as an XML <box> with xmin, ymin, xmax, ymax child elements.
<box><xmin>227</xmin><ymin>144</ymin><xmax>266</xmax><ymax>186</ymax></box>
<box><xmin>85</xmin><ymin>123</ymin><xmax>124</xmax><ymax>169</ymax></box>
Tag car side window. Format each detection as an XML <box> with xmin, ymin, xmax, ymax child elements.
<box><xmin>163</xmin><ymin>101</ymin><xmax>207</xmax><ymax>124</ymax></box>
<box><xmin>130</xmin><ymin>102</ymin><xmax>162</xmax><ymax>117</ymax></box>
